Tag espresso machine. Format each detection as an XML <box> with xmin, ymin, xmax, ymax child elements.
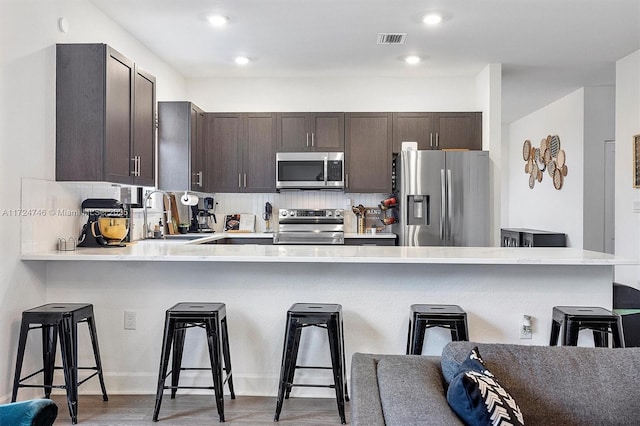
<box><xmin>190</xmin><ymin>196</ymin><xmax>216</xmax><ymax>233</ymax></box>
<box><xmin>78</xmin><ymin>198</ymin><xmax>129</xmax><ymax>247</ymax></box>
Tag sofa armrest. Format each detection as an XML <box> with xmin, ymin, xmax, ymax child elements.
<box><xmin>350</xmin><ymin>353</ymin><xmax>386</xmax><ymax>426</ymax></box>
<box><xmin>0</xmin><ymin>399</ymin><xmax>58</xmax><ymax>426</ymax></box>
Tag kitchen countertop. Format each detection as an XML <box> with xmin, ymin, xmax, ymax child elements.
<box><xmin>21</xmin><ymin>240</ymin><xmax>635</xmax><ymax>265</ymax></box>
<box><xmin>166</xmin><ymin>232</ymin><xmax>395</xmax><ymax>240</ymax></box>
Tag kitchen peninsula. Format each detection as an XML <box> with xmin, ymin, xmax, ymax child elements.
<box><xmin>22</xmin><ymin>243</ymin><xmax>634</xmax><ymax>397</ymax></box>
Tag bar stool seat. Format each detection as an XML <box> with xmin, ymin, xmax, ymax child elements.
<box><xmin>11</xmin><ymin>303</ymin><xmax>108</xmax><ymax>425</ymax></box>
<box><xmin>153</xmin><ymin>302</ymin><xmax>235</xmax><ymax>423</ymax></box>
<box><xmin>407</xmin><ymin>304</ymin><xmax>469</xmax><ymax>355</ymax></box>
<box><xmin>550</xmin><ymin>306</ymin><xmax>625</xmax><ymax>348</ymax></box>
<box><xmin>274</xmin><ymin>303</ymin><xmax>348</xmax><ymax>424</ymax></box>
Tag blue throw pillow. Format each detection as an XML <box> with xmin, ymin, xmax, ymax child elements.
<box><xmin>446</xmin><ymin>347</ymin><xmax>524</xmax><ymax>426</ymax></box>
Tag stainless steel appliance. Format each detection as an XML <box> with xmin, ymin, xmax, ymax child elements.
<box><xmin>274</xmin><ymin>208</ymin><xmax>344</xmax><ymax>245</ymax></box>
<box><xmin>78</xmin><ymin>198</ymin><xmax>129</xmax><ymax>247</ymax></box>
<box><xmin>276</xmin><ymin>152</ymin><xmax>344</xmax><ymax>190</ymax></box>
<box><xmin>393</xmin><ymin>150</ymin><xmax>489</xmax><ymax>246</ymax></box>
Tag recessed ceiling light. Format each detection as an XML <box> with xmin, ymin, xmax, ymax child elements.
<box><xmin>208</xmin><ymin>15</ymin><xmax>229</xmax><ymax>26</ymax></box>
<box><xmin>405</xmin><ymin>55</ymin><xmax>421</xmax><ymax>65</ymax></box>
<box><xmin>422</xmin><ymin>13</ymin><xmax>443</xmax><ymax>25</ymax></box>
<box><xmin>234</xmin><ymin>56</ymin><xmax>250</xmax><ymax>65</ymax></box>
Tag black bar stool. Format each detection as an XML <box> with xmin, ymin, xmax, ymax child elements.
<box><xmin>406</xmin><ymin>304</ymin><xmax>469</xmax><ymax>355</ymax></box>
<box><xmin>153</xmin><ymin>303</ymin><xmax>235</xmax><ymax>422</ymax></box>
<box><xmin>550</xmin><ymin>306</ymin><xmax>625</xmax><ymax>347</ymax></box>
<box><xmin>274</xmin><ymin>303</ymin><xmax>348</xmax><ymax>424</ymax></box>
<box><xmin>11</xmin><ymin>303</ymin><xmax>108</xmax><ymax>424</ymax></box>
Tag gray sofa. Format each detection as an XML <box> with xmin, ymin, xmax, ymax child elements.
<box><xmin>350</xmin><ymin>342</ymin><xmax>640</xmax><ymax>425</ymax></box>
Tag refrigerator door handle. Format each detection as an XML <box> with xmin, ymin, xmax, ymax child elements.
<box><xmin>447</xmin><ymin>169</ymin><xmax>453</xmax><ymax>241</ymax></box>
<box><xmin>440</xmin><ymin>169</ymin><xmax>446</xmax><ymax>240</ymax></box>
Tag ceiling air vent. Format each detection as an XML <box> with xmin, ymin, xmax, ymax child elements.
<box><xmin>377</xmin><ymin>33</ymin><xmax>407</xmax><ymax>45</ymax></box>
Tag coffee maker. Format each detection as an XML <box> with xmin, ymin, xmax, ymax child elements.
<box><xmin>78</xmin><ymin>198</ymin><xmax>129</xmax><ymax>247</ymax></box>
<box><xmin>190</xmin><ymin>196</ymin><xmax>216</xmax><ymax>233</ymax></box>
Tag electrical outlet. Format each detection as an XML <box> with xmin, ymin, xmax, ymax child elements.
<box><xmin>520</xmin><ymin>325</ymin><xmax>532</xmax><ymax>339</ymax></box>
<box><xmin>124</xmin><ymin>311</ymin><xmax>136</xmax><ymax>330</ymax></box>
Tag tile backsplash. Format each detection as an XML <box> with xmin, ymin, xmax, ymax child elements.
<box><xmin>20</xmin><ymin>178</ymin><xmax>390</xmax><ymax>253</ymax></box>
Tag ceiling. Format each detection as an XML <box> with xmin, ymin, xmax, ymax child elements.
<box><xmin>90</xmin><ymin>0</ymin><xmax>639</xmax><ymax>123</ymax></box>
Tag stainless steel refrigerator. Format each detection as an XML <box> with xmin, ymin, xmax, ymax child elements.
<box><xmin>393</xmin><ymin>150</ymin><xmax>490</xmax><ymax>246</ymax></box>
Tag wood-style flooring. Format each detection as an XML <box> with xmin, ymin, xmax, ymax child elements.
<box><xmin>49</xmin><ymin>394</ymin><xmax>350</xmax><ymax>425</ymax></box>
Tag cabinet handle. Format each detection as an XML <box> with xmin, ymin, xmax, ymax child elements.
<box><xmin>244</xmin><ymin>173</ymin><xmax>247</xmax><ymax>188</ymax></box>
<box><xmin>436</xmin><ymin>133</ymin><xmax>439</xmax><ymax>148</ymax></box>
<box><xmin>306</xmin><ymin>133</ymin><xmax>309</xmax><ymax>147</ymax></box>
<box><xmin>196</xmin><ymin>171</ymin><xmax>203</xmax><ymax>187</ymax></box>
<box><xmin>131</xmin><ymin>156</ymin><xmax>140</xmax><ymax>176</ymax></box>
<box><xmin>430</xmin><ymin>133</ymin><xmax>433</xmax><ymax>148</ymax></box>
<box><xmin>311</xmin><ymin>133</ymin><xmax>314</xmax><ymax>147</ymax></box>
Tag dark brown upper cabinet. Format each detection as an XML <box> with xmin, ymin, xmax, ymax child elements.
<box><xmin>392</xmin><ymin>112</ymin><xmax>482</xmax><ymax>152</ymax></box>
<box><xmin>345</xmin><ymin>113</ymin><xmax>393</xmax><ymax>193</ymax></box>
<box><xmin>158</xmin><ymin>102</ymin><xmax>206</xmax><ymax>192</ymax></box>
<box><xmin>276</xmin><ymin>112</ymin><xmax>344</xmax><ymax>152</ymax></box>
<box><xmin>206</xmin><ymin>113</ymin><xmax>276</xmax><ymax>193</ymax></box>
<box><xmin>56</xmin><ymin>43</ymin><xmax>156</xmax><ymax>186</ymax></box>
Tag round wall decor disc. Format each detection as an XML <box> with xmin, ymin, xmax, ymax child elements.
<box><xmin>523</xmin><ymin>140</ymin><xmax>531</xmax><ymax>161</ymax></box>
<box><xmin>553</xmin><ymin>168</ymin><xmax>563</xmax><ymax>190</ymax></box>
<box><xmin>557</xmin><ymin>149</ymin><xmax>566</xmax><ymax>168</ymax></box>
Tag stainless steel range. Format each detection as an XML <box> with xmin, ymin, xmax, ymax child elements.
<box><xmin>273</xmin><ymin>208</ymin><xmax>344</xmax><ymax>245</ymax></box>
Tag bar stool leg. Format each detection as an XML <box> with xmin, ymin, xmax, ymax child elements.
<box><xmin>59</xmin><ymin>316</ymin><xmax>79</xmax><ymax>424</ymax></box>
<box><xmin>42</xmin><ymin>324</ymin><xmax>58</xmax><ymax>399</ymax></box>
<box><xmin>564</xmin><ymin>320</ymin><xmax>580</xmax><ymax>346</ymax></box>
<box><xmin>11</xmin><ymin>319</ymin><xmax>31</xmax><ymax>402</ymax></box>
<box><xmin>275</xmin><ymin>316</ymin><xmax>296</xmax><ymax>421</ymax></box>
<box><xmin>458</xmin><ymin>317</ymin><xmax>469</xmax><ymax>341</ymax></box>
<box><xmin>284</xmin><ymin>325</ymin><xmax>303</xmax><ymax>400</ymax></box>
<box><xmin>327</xmin><ymin>318</ymin><xmax>346</xmax><ymax>424</ymax></box>
<box><xmin>612</xmin><ymin>318</ymin><xmax>625</xmax><ymax>348</ymax></box>
<box><xmin>592</xmin><ymin>327</ymin><xmax>608</xmax><ymax>347</ymax></box>
<box><xmin>406</xmin><ymin>318</ymin><xmax>414</xmax><ymax>355</ymax></box>
<box><xmin>205</xmin><ymin>317</ymin><xmax>225</xmax><ymax>422</ymax></box>
<box><xmin>410</xmin><ymin>318</ymin><xmax>428</xmax><ymax>355</ymax></box>
<box><xmin>171</xmin><ymin>325</ymin><xmax>186</xmax><ymax>399</ymax></box>
<box><xmin>86</xmin><ymin>316</ymin><xmax>108</xmax><ymax>401</ymax></box>
<box><xmin>549</xmin><ymin>319</ymin><xmax>561</xmax><ymax>346</ymax></box>
<box><xmin>339</xmin><ymin>317</ymin><xmax>349</xmax><ymax>401</ymax></box>
<box><xmin>153</xmin><ymin>316</ymin><xmax>175</xmax><ymax>422</ymax></box>
<box><xmin>220</xmin><ymin>317</ymin><xmax>235</xmax><ymax>399</ymax></box>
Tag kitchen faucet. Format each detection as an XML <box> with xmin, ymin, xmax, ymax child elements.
<box><xmin>142</xmin><ymin>190</ymin><xmax>172</xmax><ymax>239</ymax></box>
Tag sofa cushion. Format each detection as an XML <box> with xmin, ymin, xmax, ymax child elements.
<box><xmin>376</xmin><ymin>355</ymin><xmax>463</xmax><ymax>426</ymax></box>
<box><xmin>447</xmin><ymin>347</ymin><xmax>525</xmax><ymax>426</ymax></box>
<box><xmin>441</xmin><ymin>342</ymin><xmax>640</xmax><ymax>425</ymax></box>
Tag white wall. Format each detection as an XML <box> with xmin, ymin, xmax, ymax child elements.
<box><xmin>507</xmin><ymin>89</ymin><xmax>585</xmax><ymax>247</ymax></box>
<box><xmin>615</xmin><ymin>50</ymin><xmax>640</xmax><ymax>287</ymax></box>
<box><xmin>476</xmin><ymin>64</ymin><xmax>502</xmax><ymax>246</ymax></box>
<box><xmin>0</xmin><ymin>0</ymin><xmax>185</xmax><ymax>402</ymax></box>
<box><xmin>583</xmin><ymin>86</ymin><xmax>615</xmax><ymax>252</ymax></box>
<box><xmin>187</xmin><ymin>76</ymin><xmax>480</xmax><ymax>112</ymax></box>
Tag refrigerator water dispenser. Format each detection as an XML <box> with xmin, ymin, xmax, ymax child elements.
<box><xmin>407</xmin><ymin>195</ymin><xmax>429</xmax><ymax>226</ymax></box>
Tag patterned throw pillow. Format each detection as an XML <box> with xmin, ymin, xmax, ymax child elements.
<box><xmin>446</xmin><ymin>346</ymin><xmax>525</xmax><ymax>426</ymax></box>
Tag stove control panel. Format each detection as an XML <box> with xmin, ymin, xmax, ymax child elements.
<box><xmin>279</xmin><ymin>209</ymin><xmax>343</xmax><ymax>219</ymax></box>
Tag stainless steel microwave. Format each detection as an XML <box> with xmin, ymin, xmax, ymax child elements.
<box><xmin>276</xmin><ymin>152</ymin><xmax>344</xmax><ymax>190</ymax></box>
